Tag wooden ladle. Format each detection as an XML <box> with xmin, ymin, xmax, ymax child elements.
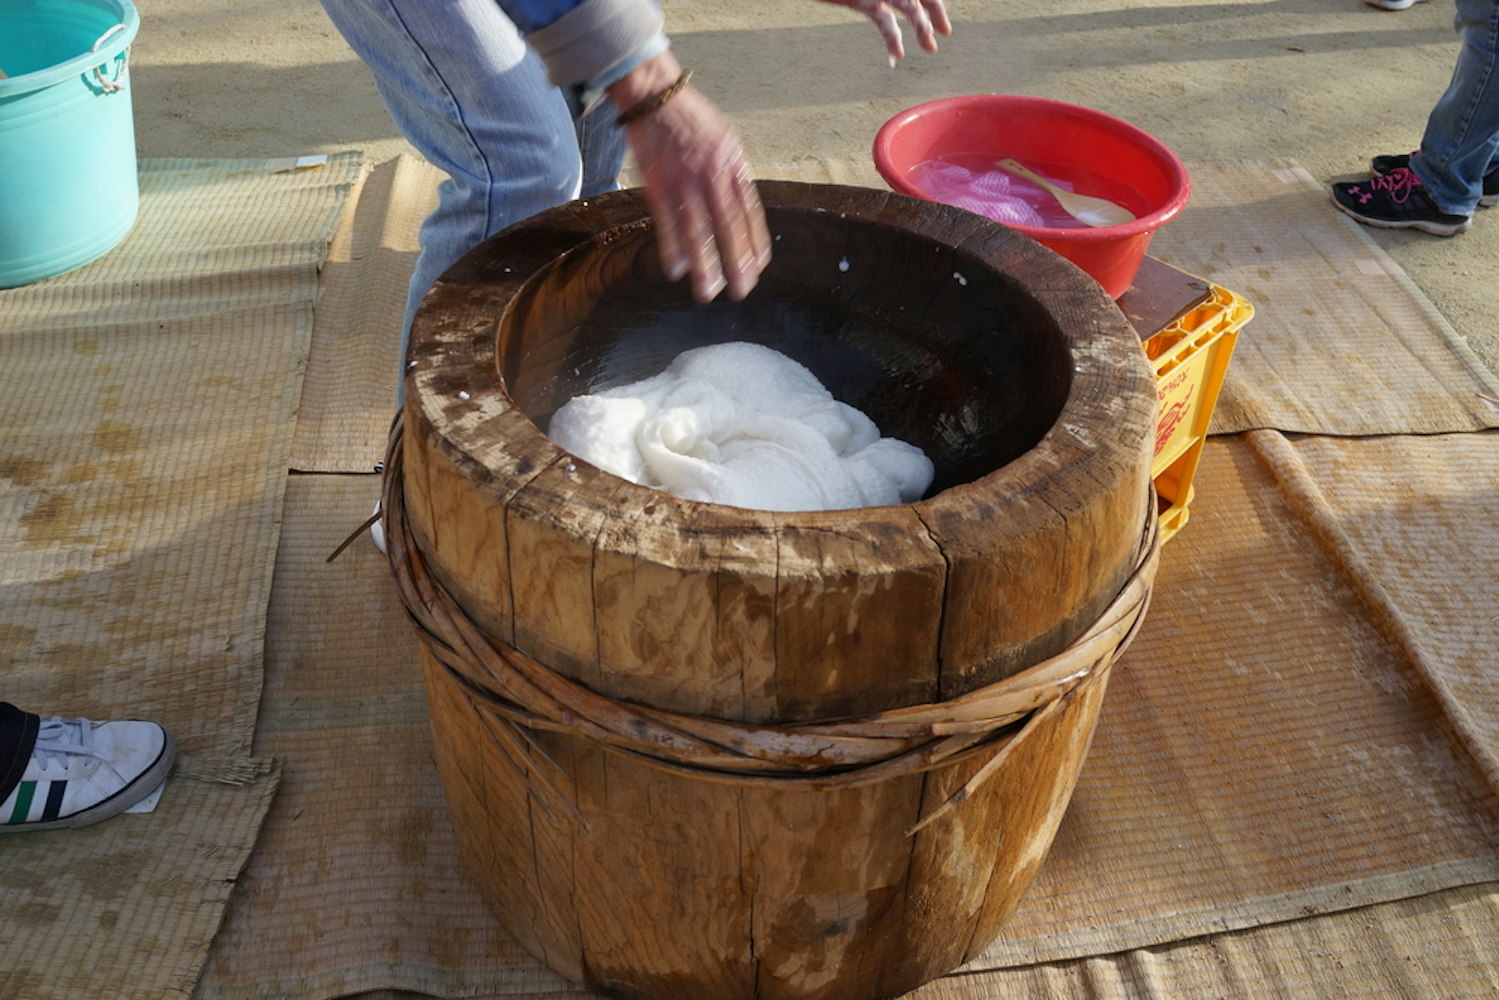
<box><xmin>994</xmin><ymin>158</ymin><xmax>1136</xmax><ymax>228</ymax></box>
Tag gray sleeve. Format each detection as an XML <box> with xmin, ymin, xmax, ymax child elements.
<box><xmin>524</xmin><ymin>0</ymin><xmax>666</xmax><ymax>88</ymax></box>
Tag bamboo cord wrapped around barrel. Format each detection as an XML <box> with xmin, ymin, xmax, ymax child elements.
<box><xmin>394</xmin><ymin>182</ymin><xmax>1159</xmax><ymax>999</ymax></box>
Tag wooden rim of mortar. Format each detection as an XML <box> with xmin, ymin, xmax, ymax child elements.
<box><xmin>404</xmin><ymin>180</ymin><xmax>1152</xmax><ymax>530</ymax></box>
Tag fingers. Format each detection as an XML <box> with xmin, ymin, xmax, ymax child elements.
<box><xmin>685</xmin><ymin>145</ymin><xmax>767</xmax><ymax>302</ymax></box>
<box><xmin>736</xmin><ymin>164</ymin><xmax>774</xmax><ymax>278</ymax></box>
<box><xmin>681</xmin><ymin>187</ymin><xmax>727</xmax><ymax>301</ymax></box>
<box><xmin>888</xmin><ymin>0</ymin><xmax>934</xmax><ymax>54</ymax></box>
<box><xmin>865</xmin><ymin>3</ymin><xmax>905</xmax><ymax>59</ymax></box>
<box><xmin>707</xmin><ymin>154</ymin><xmax>773</xmax><ymax>301</ymax></box>
<box><xmin>924</xmin><ymin>0</ymin><xmax>953</xmax><ymax>42</ymax></box>
<box><xmin>836</xmin><ymin>0</ymin><xmax>952</xmax><ymax>59</ymax></box>
<box><xmin>647</xmin><ymin>182</ymin><xmax>692</xmax><ymax>284</ymax></box>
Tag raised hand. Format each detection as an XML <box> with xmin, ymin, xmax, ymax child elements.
<box><xmin>818</xmin><ymin>0</ymin><xmax>953</xmax><ymax>60</ymax></box>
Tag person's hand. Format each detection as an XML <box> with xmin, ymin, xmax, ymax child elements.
<box><xmin>818</xmin><ymin>0</ymin><xmax>953</xmax><ymax>60</ymax></box>
<box><xmin>609</xmin><ymin>54</ymin><xmax>772</xmax><ymax>303</ymax></box>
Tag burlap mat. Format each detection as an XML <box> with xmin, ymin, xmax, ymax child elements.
<box><xmin>290</xmin><ymin>157</ymin><xmax>437</xmax><ymax>473</ymax></box>
<box><xmin>1149</xmin><ymin>162</ymin><xmax>1499</xmax><ymax>436</ymax></box>
<box><xmin>1251</xmin><ymin>430</ymin><xmax>1499</xmax><ymax>792</ymax></box>
<box><xmin>392</xmin><ymin>883</ymin><xmax>1499</xmax><ymax>999</ymax></box>
<box><xmin>913</xmin><ymin>881</ymin><xmax>1499</xmax><ymax>998</ymax></box>
<box><xmin>196</xmin><ymin>155</ymin><xmax>1499</xmax><ymax>996</ymax></box>
<box><xmin>976</xmin><ymin>431</ymin><xmax>1499</xmax><ymax>966</ymax></box>
<box><xmin>196</xmin><ymin>477</ymin><xmax>573</xmax><ymax>999</ymax></box>
<box><xmin>0</xmin><ymin>154</ymin><xmax>358</xmax><ymax>997</ymax></box>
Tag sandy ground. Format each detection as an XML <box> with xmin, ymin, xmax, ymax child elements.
<box><xmin>127</xmin><ymin>0</ymin><xmax>1498</xmax><ymax>375</ymax></box>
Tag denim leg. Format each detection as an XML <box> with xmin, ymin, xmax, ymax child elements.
<box><xmin>1410</xmin><ymin>0</ymin><xmax>1499</xmax><ymax>214</ymax></box>
<box><xmin>570</xmin><ymin>91</ymin><xmax>631</xmax><ymax>199</ymax></box>
<box><xmin>318</xmin><ymin>0</ymin><xmax>628</xmax><ymax>400</ymax></box>
<box><xmin>0</xmin><ymin>703</ymin><xmax>40</xmax><ymax>804</ymax></box>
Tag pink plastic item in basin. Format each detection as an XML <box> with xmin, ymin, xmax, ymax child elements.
<box><xmin>874</xmin><ymin>95</ymin><xmax>1191</xmax><ymax>299</ymax></box>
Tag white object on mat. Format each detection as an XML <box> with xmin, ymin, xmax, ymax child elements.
<box><xmin>266</xmin><ymin>154</ymin><xmax>330</xmax><ymax>174</ymax></box>
<box><xmin>124</xmin><ymin>780</ymin><xmax>166</xmax><ymax>814</ymax></box>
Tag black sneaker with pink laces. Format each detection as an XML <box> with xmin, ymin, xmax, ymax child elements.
<box><xmin>1370</xmin><ymin>152</ymin><xmax>1499</xmax><ymax>207</ymax></box>
<box><xmin>1330</xmin><ymin>167</ymin><xmax>1472</xmax><ymax>236</ymax></box>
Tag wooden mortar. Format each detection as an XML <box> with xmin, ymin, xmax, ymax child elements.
<box><xmin>396</xmin><ymin>181</ymin><xmax>1157</xmax><ymax>999</ymax></box>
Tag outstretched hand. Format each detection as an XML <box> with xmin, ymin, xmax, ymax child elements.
<box><xmin>611</xmin><ymin>55</ymin><xmax>772</xmax><ymax>303</ymax></box>
<box><xmin>819</xmin><ymin>0</ymin><xmax>953</xmax><ymax>60</ymax></box>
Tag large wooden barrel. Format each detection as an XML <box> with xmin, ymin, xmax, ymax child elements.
<box><xmin>392</xmin><ymin>182</ymin><xmax>1158</xmax><ymax>999</ymax></box>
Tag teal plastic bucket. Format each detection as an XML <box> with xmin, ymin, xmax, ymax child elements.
<box><xmin>0</xmin><ymin>0</ymin><xmax>141</xmax><ymax>287</ymax></box>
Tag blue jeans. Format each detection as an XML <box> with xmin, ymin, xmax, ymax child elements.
<box><xmin>318</xmin><ymin>0</ymin><xmax>629</xmax><ymax>398</ymax></box>
<box><xmin>0</xmin><ymin>703</ymin><xmax>39</xmax><ymax>805</ymax></box>
<box><xmin>1411</xmin><ymin>0</ymin><xmax>1499</xmax><ymax>213</ymax></box>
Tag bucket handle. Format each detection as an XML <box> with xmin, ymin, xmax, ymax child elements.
<box><xmin>91</xmin><ymin>25</ymin><xmax>130</xmax><ymax>93</ymax></box>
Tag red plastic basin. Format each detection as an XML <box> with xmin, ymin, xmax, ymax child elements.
<box><xmin>873</xmin><ymin>95</ymin><xmax>1191</xmax><ymax>299</ymax></box>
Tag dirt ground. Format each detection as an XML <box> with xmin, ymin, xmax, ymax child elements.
<box><xmin>128</xmin><ymin>0</ymin><xmax>1498</xmax><ymax>375</ymax></box>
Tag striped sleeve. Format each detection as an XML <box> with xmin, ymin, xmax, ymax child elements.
<box><xmin>499</xmin><ymin>0</ymin><xmax>586</xmax><ymax>33</ymax></box>
<box><xmin>502</xmin><ymin>0</ymin><xmax>666</xmax><ymax>87</ymax></box>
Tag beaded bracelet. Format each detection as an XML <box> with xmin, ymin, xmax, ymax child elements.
<box><xmin>614</xmin><ymin>70</ymin><xmax>693</xmax><ymax>127</ymax></box>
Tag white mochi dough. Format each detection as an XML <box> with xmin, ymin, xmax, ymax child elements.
<box><xmin>546</xmin><ymin>342</ymin><xmax>934</xmax><ymax>511</ymax></box>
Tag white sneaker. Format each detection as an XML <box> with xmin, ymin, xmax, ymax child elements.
<box><xmin>1</xmin><ymin>716</ymin><xmax>175</xmax><ymax>833</ymax></box>
<box><xmin>371</xmin><ymin>462</ymin><xmax>387</xmax><ymax>555</ymax></box>
<box><xmin>371</xmin><ymin>500</ymin><xmax>386</xmax><ymax>554</ymax></box>
<box><xmin>1364</xmin><ymin>0</ymin><xmax>1429</xmax><ymax>10</ymax></box>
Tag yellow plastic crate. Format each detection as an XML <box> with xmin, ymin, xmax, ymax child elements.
<box><xmin>1141</xmin><ymin>282</ymin><xmax>1254</xmax><ymax>543</ymax></box>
